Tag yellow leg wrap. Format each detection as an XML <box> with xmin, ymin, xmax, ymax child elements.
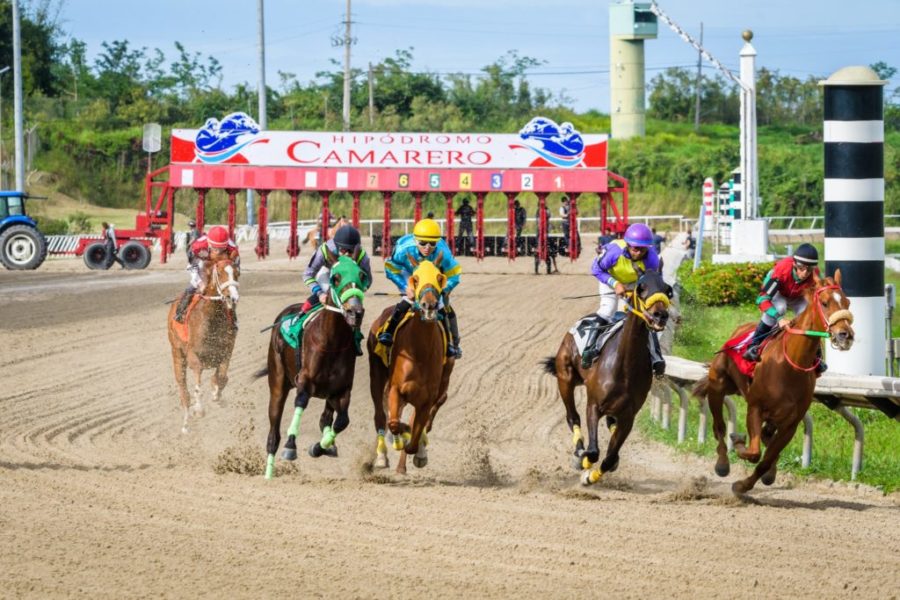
<box><xmin>582</xmin><ymin>455</ymin><xmax>593</xmax><ymax>470</ymax></box>
<box><xmin>609</xmin><ymin>424</ymin><xmax>618</xmax><ymax>436</ymax></box>
<box><xmin>376</xmin><ymin>434</ymin><xmax>387</xmax><ymax>454</ymax></box>
<box><xmin>392</xmin><ymin>435</ymin><xmax>405</xmax><ymax>451</ymax></box>
<box><xmin>571</xmin><ymin>425</ymin><xmax>583</xmax><ymax>447</ymax></box>
<box><xmin>588</xmin><ymin>468</ymin><xmax>603</xmax><ymax>484</ymax></box>
<box><xmin>421</xmin><ymin>431</ymin><xmax>428</xmax><ymax>447</ymax></box>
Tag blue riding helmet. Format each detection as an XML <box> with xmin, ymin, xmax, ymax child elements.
<box><xmin>624</xmin><ymin>223</ymin><xmax>654</xmax><ymax>247</ymax></box>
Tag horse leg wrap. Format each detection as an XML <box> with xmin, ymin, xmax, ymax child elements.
<box><xmin>376</xmin><ymin>432</ymin><xmax>387</xmax><ymax>455</ymax></box>
<box><xmin>287</xmin><ymin>407</ymin><xmax>304</xmax><ymax>438</ymax></box>
<box><xmin>581</xmin><ymin>468</ymin><xmax>603</xmax><ymax>486</ymax></box>
<box><xmin>392</xmin><ymin>433</ymin><xmax>405</xmax><ymax>451</ymax></box>
<box><xmin>571</xmin><ymin>425</ymin><xmax>583</xmax><ymax>447</ymax></box>
<box><xmin>265</xmin><ymin>454</ymin><xmax>276</xmax><ymax>480</ymax></box>
<box><xmin>320</xmin><ymin>426</ymin><xmax>336</xmax><ymax>450</ymax></box>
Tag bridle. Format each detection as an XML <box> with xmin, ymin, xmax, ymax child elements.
<box><xmin>782</xmin><ymin>283</ymin><xmax>853</xmax><ymax>372</ymax></box>
<box><xmin>624</xmin><ymin>287</ymin><xmax>670</xmax><ymax>330</ymax></box>
<box><xmin>201</xmin><ymin>262</ymin><xmax>239</xmax><ymax>303</ymax></box>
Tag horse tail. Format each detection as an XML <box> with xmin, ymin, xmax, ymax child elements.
<box><xmin>540</xmin><ymin>356</ymin><xmax>557</xmax><ymax>377</ymax></box>
<box><xmin>253</xmin><ymin>367</ymin><xmax>268</xmax><ymax>379</ymax></box>
<box><xmin>691</xmin><ymin>376</ymin><xmax>709</xmax><ymax>402</ymax></box>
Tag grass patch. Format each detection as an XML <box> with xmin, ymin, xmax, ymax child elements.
<box><xmin>646</xmin><ymin>298</ymin><xmax>900</xmax><ymax>493</ymax></box>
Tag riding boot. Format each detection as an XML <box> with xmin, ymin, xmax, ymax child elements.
<box><xmin>648</xmin><ymin>330</ymin><xmax>665</xmax><ymax>377</ymax></box>
<box><xmin>377</xmin><ymin>300</ymin><xmax>411</xmax><ymax>346</ymax></box>
<box><xmin>742</xmin><ymin>321</ymin><xmax>774</xmax><ymax>362</ymax></box>
<box><xmin>353</xmin><ymin>326</ymin><xmax>364</xmax><ymax>356</ymax></box>
<box><xmin>581</xmin><ymin>324</ymin><xmax>602</xmax><ymax>369</ymax></box>
<box><xmin>444</xmin><ymin>308</ymin><xmax>462</xmax><ymax>359</ymax></box>
<box><xmin>815</xmin><ymin>347</ymin><xmax>828</xmax><ymax>375</ymax></box>
<box><xmin>174</xmin><ymin>288</ymin><xmax>196</xmax><ymax>323</ymax></box>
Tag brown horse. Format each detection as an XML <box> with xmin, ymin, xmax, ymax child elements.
<box><xmin>367</xmin><ymin>258</ymin><xmax>455</xmax><ymax>474</ymax></box>
<box><xmin>693</xmin><ymin>271</ymin><xmax>854</xmax><ymax>495</ymax></box>
<box><xmin>166</xmin><ymin>259</ymin><xmax>240</xmax><ymax>433</ymax></box>
<box><xmin>543</xmin><ymin>270</ymin><xmax>672</xmax><ymax>485</ymax></box>
<box><xmin>258</xmin><ymin>256</ymin><xmax>367</xmax><ymax>479</ymax></box>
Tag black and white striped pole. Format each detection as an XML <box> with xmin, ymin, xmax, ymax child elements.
<box><xmin>822</xmin><ymin>66</ymin><xmax>886</xmax><ymax>375</ymax></box>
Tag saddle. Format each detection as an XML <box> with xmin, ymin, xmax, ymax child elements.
<box><xmin>373</xmin><ymin>312</ymin><xmax>448</xmax><ymax>368</ymax></box>
<box><xmin>279</xmin><ymin>305</ymin><xmax>324</xmax><ymax>349</ymax></box>
<box><xmin>721</xmin><ymin>329</ymin><xmax>771</xmax><ymax>378</ymax></box>
<box><xmin>569</xmin><ymin>313</ymin><xmax>626</xmax><ymax>359</ymax></box>
<box><xmin>171</xmin><ymin>295</ymin><xmax>201</xmax><ymax>342</ymax></box>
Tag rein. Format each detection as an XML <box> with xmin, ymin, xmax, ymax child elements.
<box><xmin>200</xmin><ymin>264</ymin><xmax>239</xmax><ymax>302</ymax></box>
<box><xmin>782</xmin><ymin>284</ymin><xmax>853</xmax><ymax>372</ymax></box>
<box><xmin>624</xmin><ymin>290</ymin><xmax>670</xmax><ymax>328</ymax></box>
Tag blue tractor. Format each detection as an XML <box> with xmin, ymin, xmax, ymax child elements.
<box><xmin>0</xmin><ymin>190</ymin><xmax>48</xmax><ymax>270</ymax></box>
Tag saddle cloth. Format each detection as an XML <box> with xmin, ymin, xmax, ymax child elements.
<box><xmin>373</xmin><ymin>312</ymin><xmax>448</xmax><ymax>368</ymax></box>
<box><xmin>279</xmin><ymin>305</ymin><xmax>324</xmax><ymax>349</ymax></box>
<box><xmin>722</xmin><ymin>329</ymin><xmax>766</xmax><ymax>378</ymax></box>
<box><xmin>172</xmin><ymin>294</ymin><xmax>201</xmax><ymax>343</ymax></box>
<box><xmin>569</xmin><ymin>313</ymin><xmax>625</xmax><ymax>359</ymax></box>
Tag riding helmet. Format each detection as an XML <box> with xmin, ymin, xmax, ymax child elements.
<box><xmin>207</xmin><ymin>225</ymin><xmax>230</xmax><ymax>248</ymax></box>
<box><xmin>413</xmin><ymin>218</ymin><xmax>442</xmax><ymax>242</ymax></box>
<box><xmin>793</xmin><ymin>243</ymin><xmax>819</xmax><ymax>265</ymax></box>
<box><xmin>188</xmin><ymin>220</ymin><xmax>197</xmax><ymax>228</ymax></box>
<box><xmin>624</xmin><ymin>223</ymin><xmax>654</xmax><ymax>248</ymax></box>
<box><xmin>333</xmin><ymin>225</ymin><xmax>361</xmax><ymax>251</ymax></box>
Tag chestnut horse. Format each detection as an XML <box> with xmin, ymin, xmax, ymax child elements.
<box><xmin>693</xmin><ymin>270</ymin><xmax>854</xmax><ymax>495</ymax></box>
<box><xmin>166</xmin><ymin>259</ymin><xmax>240</xmax><ymax>433</ymax></box>
<box><xmin>367</xmin><ymin>258</ymin><xmax>455</xmax><ymax>474</ymax></box>
<box><xmin>259</xmin><ymin>256</ymin><xmax>367</xmax><ymax>479</ymax></box>
<box><xmin>542</xmin><ymin>270</ymin><xmax>672</xmax><ymax>485</ymax></box>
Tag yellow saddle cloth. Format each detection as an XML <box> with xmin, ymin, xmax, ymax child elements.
<box><xmin>373</xmin><ymin>311</ymin><xmax>448</xmax><ymax>368</ymax></box>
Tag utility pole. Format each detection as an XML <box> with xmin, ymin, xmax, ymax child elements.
<box><xmin>12</xmin><ymin>0</ymin><xmax>24</xmax><ymax>192</ymax></box>
<box><xmin>694</xmin><ymin>22</ymin><xmax>702</xmax><ymax>132</ymax></box>
<box><xmin>248</xmin><ymin>0</ymin><xmax>268</xmax><ymax>226</ymax></box>
<box><xmin>332</xmin><ymin>0</ymin><xmax>355</xmax><ymax>132</ymax></box>
<box><xmin>368</xmin><ymin>62</ymin><xmax>374</xmax><ymax>126</ymax></box>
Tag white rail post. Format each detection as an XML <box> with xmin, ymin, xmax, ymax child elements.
<box><xmin>802</xmin><ymin>413</ymin><xmax>813</xmax><ymax>468</ymax></box>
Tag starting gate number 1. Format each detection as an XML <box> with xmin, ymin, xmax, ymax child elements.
<box><xmin>521</xmin><ymin>173</ymin><xmax>534</xmax><ymax>190</ymax></box>
<box><xmin>554</xmin><ymin>176</ymin><xmax>563</xmax><ymax>189</ymax></box>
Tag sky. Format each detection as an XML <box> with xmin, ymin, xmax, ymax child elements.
<box><xmin>59</xmin><ymin>0</ymin><xmax>900</xmax><ymax>117</ymax></box>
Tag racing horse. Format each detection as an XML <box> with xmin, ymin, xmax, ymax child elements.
<box><xmin>692</xmin><ymin>270</ymin><xmax>854</xmax><ymax>495</ymax></box>
<box><xmin>543</xmin><ymin>270</ymin><xmax>672</xmax><ymax>485</ymax></box>
<box><xmin>166</xmin><ymin>258</ymin><xmax>240</xmax><ymax>433</ymax></box>
<box><xmin>367</xmin><ymin>256</ymin><xmax>455</xmax><ymax>474</ymax></box>
<box><xmin>259</xmin><ymin>256</ymin><xmax>367</xmax><ymax>479</ymax></box>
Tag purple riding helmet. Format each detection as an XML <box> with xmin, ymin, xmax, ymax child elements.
<box><xmin>623</xmin><ymin>223</ymin><xmax>654</xmax><ymax>247</ymax></box>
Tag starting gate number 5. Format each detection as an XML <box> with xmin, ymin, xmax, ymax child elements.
<box><xmin>429</xmin><ymin>173</ymin><xmax>441</xmax><ymax>188</ymax></box>
<box><xmin>521</xmin><ymin>173</ymin><xmax>534</xmax><ymax>190</ymax></box>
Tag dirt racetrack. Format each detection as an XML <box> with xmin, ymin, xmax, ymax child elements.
<box><xmin>1</xmin><ymin>245</ymin><xmax>898</xmax><ymax>599</ymax></box>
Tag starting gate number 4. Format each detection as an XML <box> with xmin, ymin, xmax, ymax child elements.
<box><xmin>521</xmin><ymin>173</ymin><xmax>534</xmax><ymax>190</ymax></box>
<box><xmin>459</xmin><ymin>173</ymin><xmax>472</xmax><ymax>190</ymax></box>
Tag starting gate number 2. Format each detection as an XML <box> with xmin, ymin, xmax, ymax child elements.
<box><xmin>521</xmin><ymin>173</ymin><xmax>534</xmax><ymax>190</ymax></box>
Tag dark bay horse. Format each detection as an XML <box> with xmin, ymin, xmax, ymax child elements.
<box><xmin>166</xmin><ymin>258</ymin><xmax>240</xmax><ymax>433</ymax></box>
<box><xmin>259</xmin><ymin>256</ymin><xmax>366</xmax><ymax>479</ymax></box>
<box><xmin>367</xmin><ymin>258</ymin><xmax>455</xmax><ymax>474</ymax></box>
<box><xmin>543</xmin><ymin>271</ymin><xmax>672</xmax><ymax>485</ymax></box>
<box><xmin>693</xmin><ymin>270</ymin><xmax>854</xmax><ymax>495</ymax></box>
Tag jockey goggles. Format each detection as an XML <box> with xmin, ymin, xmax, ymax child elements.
<box><xmin>417</xmin><ymin>240</ymin><xmax>437</xmax><ymax>248</ymax></box>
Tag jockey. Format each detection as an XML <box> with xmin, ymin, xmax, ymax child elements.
<box><xmin>300</xmin><ymin>224</ymin><xmax>372</xmax><ymax>355</ymax></box>
<box><xmin>174</xmin><ymin>225</ymin><xmax>240</xmax><ymax>324</ymax></box>
<box><xmin>582</xmin><ymin>222</ymin><xmax>665</xmax><ymax>374</ymax></box>
<box><xmin>742</xmin><ymin>243</ymin><xmax>825</xmax><ymax>371</ymax></box>
<box><xmin>378</xmin><ymin>218</ymin><xmax>463</xmax><ymax>358</ymax></box>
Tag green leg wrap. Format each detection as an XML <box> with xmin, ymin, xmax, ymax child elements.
<box><xmin>287</xmin><ymin>407</ymin><xmax>304</xmax><ymax>438</ymax></box>
<box><xmin>320</xmin><ymin>425</ymin><xmax>336</xmax><ymax>449</ymax></box>
<box><xmin>265</xmin><ymin>454</ymin><xmax>276</xmax><ymax>479</ymax></box>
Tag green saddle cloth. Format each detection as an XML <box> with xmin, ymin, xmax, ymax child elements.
<box><xmin>279</xmin><ymin>305</ymin><xmax>324</xmax><ymax>349</ymax></box>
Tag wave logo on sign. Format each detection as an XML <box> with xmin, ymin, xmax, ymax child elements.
<box><xmin>512</xmin><ymin>117</ymin><xmax>585</xmax><ymax>168</ymax></box>
<box><xmin>194</xmin><ymin>112</ymin><xmax>266</xmax><ymax>164</ymax></box>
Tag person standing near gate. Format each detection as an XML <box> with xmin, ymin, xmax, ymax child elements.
<box><xmin>457</xmin><ymin>197</ymin><xmax>475</xmax><ymax>255</ymax></box>
<box><xmin>533</xmin><ymin>204</ymin><xmax>558</xmax><ymax>275</ymax></box>
<box><xmin>559</xmin><ymin>196</ymin><xmax>571</xmax><ymax>253</ymax></box>
<box><xmin>185</xmin><ymin>220</ymin><xmax>200</xmax><ymax>261</ymax></box>
<box><xmin>101</xmin><ymin>222</ymin><xmax>125</xmax><ymax>269</ymax></box>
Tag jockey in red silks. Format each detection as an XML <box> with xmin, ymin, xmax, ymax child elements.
<box><xmin>742</xmin><ymin>243</ymin><xmax>825</xmax><ymax>372</ymax></box>
<box><xmin>581</xmin><ymin>222</ymin><xmax>666</xmax><ymax>374</ymax></box>
<box><xmin>175</xmin><ymin>225</ymin><xmax>240</xmax><ymax>324</ymax></box>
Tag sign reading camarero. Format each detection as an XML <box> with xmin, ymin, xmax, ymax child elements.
<box><xmin>171</xmin><ymin>113</ymin><xmax>608</xmax><ymax>170</ymax></box>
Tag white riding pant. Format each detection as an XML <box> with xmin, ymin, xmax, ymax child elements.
<box><xmin>315</xmin><ymin>267</ymin><xmax>332</xmax><ymax>294</ymax></box>
<box><xmin>187</xmin><ymin>263</ymin><xmax>203</xmax><ymax>289</ymax></box>
<box><xmin>596</xmin><ymin>281</ymin><xmax>635</xmax><ymax>320</ymax></box>
<box><xmin>761</xmin><ymin>292</ymin><xmax>808</xmax><ymax>327</ymax></box>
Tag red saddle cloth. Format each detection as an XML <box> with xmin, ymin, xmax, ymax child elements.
<box><xmin>172</xmin><ymin>295</ymin><xmax>201</xmax><ymax>342</ymax></box>
<box><xmin>721</xmin><ymin>329</ymin><xmax>769</xmax><ymax>378</ymax></box>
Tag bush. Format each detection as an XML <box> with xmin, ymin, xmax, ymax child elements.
<box><xmin>67</xmin><ymin>211</ymin><xmax>93</xmax><ymax>234</ymax></box>
<box><xmin>678</xmin><ymin>260</ymin><xmax>774</xmax><ymax>306</ymax></box>
<box><xmin>34</xmin><ymin>216</ymin><xmax>69</xmax><ymax>235</ymax></box>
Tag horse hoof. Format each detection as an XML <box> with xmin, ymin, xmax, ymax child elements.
<box><xmin>181</xmin><ymin>426</ymin><xmax>189</xmax><ymax>435</ymax></box>
<box><xmin>413</xmin><ymin>455</ymin><xmax>428</xmax><ymax>468</ymax></box>
<box><xmin>374</xmin><ymin>454</ymin><xmax>389</xmax><ymax>469</ymax></box>
<box><xmin>571</xmin><ymin>455</ymin><xmax>583</xmax><ymax>472</ymax></box>
<box><xmin>761</xmin><ymin>469</ymin><xmax>777</xmax><ymax>486</ymax></box>
<box><xmin>322</xmin><ymin>445</ymin><xmax>338</xmax><ymax>458</ymax></box>
<box><xmin>714</xmin><ymin>461</ymin><xmax>730</xmax><ymax>477</ymax></box>
<box><xmin>308</xmin><ymin>442</ymin><xmax>324</xmax><ymax>458</ymax></box>
<box><xmin>731</xmin><ymin>480</ymin><xmax>752</xmax><ymax>496</ymax></box>
<box><xmin>282</xmin><ymin>447</ymin><xmax>297</xmax><ymax>461</ymax></box>
<box><xmin>580</xmin><ymin>469</ymin><xmax>601</xmax><ymax>486</ymax></box>
<box><xmin>730</xmin><ymin>433</ymin><xmax>746</xmax><ymax>446</ymax></box>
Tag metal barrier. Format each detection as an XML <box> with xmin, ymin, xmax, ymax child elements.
<box><xmin>655</xmin><ymin>355</ymin><xmax>900</xmax><ymax>480</ymax></box>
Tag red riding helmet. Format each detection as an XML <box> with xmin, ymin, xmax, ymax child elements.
<box><xmin>207</xmin><ymin>225</ymin><xmax>230</xmax><ymax>248</ymax></box>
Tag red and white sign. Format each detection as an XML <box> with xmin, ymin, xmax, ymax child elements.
<box><xmin>703</xmin><ymin>177</ymin><xmax>715</xmax><ymax>218</ymax></box>
<box><xmin>171</xmin><ymin>130</ymin><xmax>608</xmax><ymax>170</ymax></box>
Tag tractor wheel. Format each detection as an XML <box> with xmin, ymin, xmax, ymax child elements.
<box><xmin>121</xmin><ymin>241</ymin><xmax>151</xmax><ymax>270</ymax></box>
<box><xmin>0</xmin><ymin>225</ymin><xmax>48</xmax><ymax>270</ymax></box>
<box><xmin>83</xmin><ymin>242</ymin><xmax>110</xmax><ymax>270</ymax></box>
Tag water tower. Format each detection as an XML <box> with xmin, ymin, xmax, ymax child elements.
<box><xmin>609</xmin><ymin>1</ymin><xmax>658</xmax><ymax>139</ymax></box>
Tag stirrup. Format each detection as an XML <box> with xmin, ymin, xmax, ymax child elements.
<box><xmin>742</xmin><ymin>346</ymin><xmax>760</xmax><ymax>362</ymax></box>
<box><xmin>377</xmin><ymin>332</ymin><xmax>394</xmax><ymax>346</ymax></box>
<box><xmin>581</xmin><ymin>351</ymin><xmax>595</xmax><ymax>369</ymax></box>
<box><xmin>652</xmin><ymin>360</ymin><xmax>666</xmax><ymax>377</ymax></box>
<box><xmin>447</xmin><ymin>344</ymin><xmax>461</xmax><ymax>359</ymax></box>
